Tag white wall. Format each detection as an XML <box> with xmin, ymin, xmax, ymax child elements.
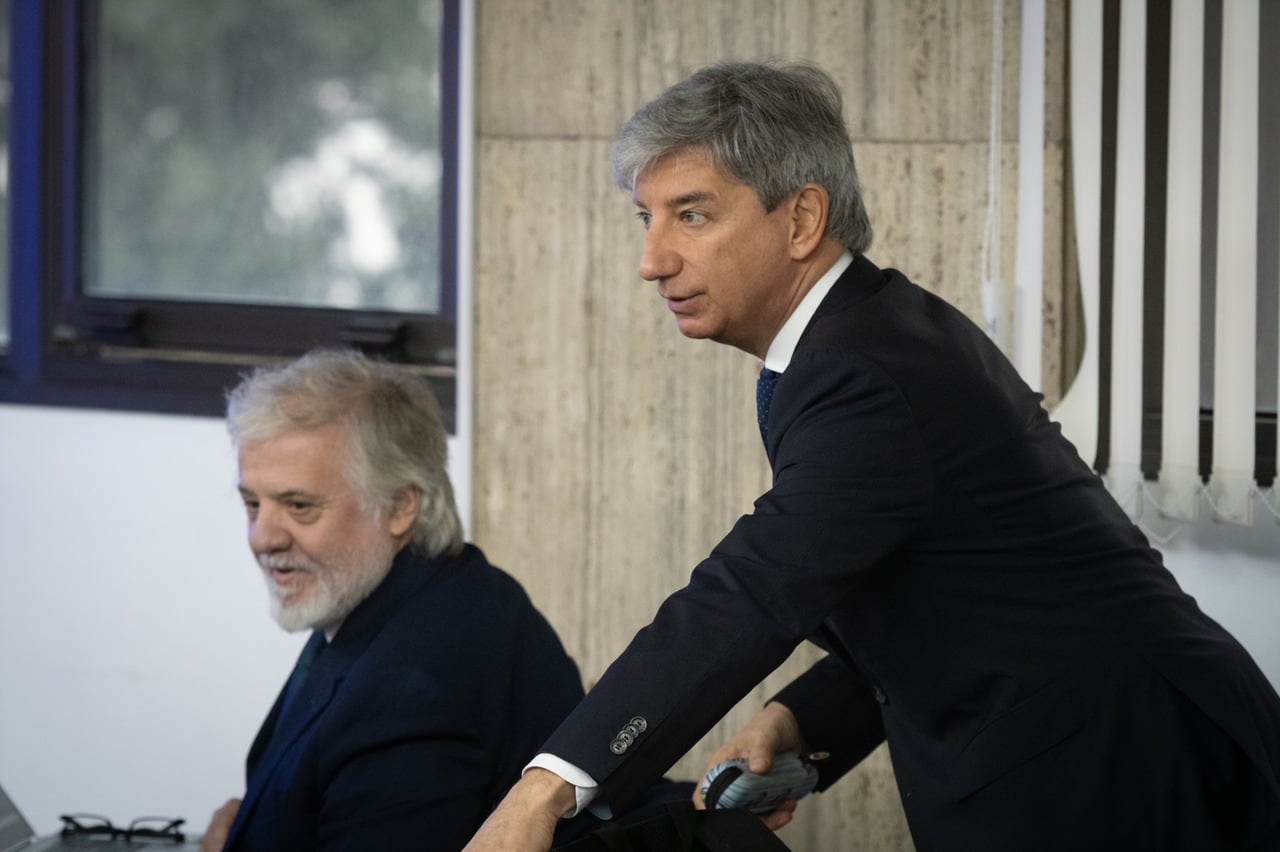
<box><xmin>1153</xmin><ymin>491</ymin><xmax>1280</xmax><ymax>685</ymax></box>
<box><xmin>1</xmin><ymin>403</ymin><xmax>1278</xmax><ymax>837</ymax></box>
<box><xmin>0</xmin><ymin>403</ymin><xmax>470</xmax><ymax>837</ymax></box>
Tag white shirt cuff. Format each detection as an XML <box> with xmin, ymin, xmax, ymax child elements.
<box><xmin>524</xmin><ymin>753</ymin><xmax>610</xmax><ymax>818</ymax></box>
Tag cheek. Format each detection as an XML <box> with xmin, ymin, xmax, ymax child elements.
<box><xmin>336</xmin><ymin>517</ymin><xmax>393</xmax><ymax>560</ymax></box>
<box><xmin>715</xmin><ymin>222</ymin><xmax>787</xmax><ymax>283</ymax></box>
<box><xmin>287</xmin><ymin>529</ymin><xmax>340</xmax><ymax>567</ymax></box>
<box><xmin>699</xmin><ymin>241</ymin><xmax>753</xmax><ymax>301</ymax></box>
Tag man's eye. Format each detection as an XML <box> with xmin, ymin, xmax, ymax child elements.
<box><xmin>636</xmin><ymin>211</ymin><xmax>652</xmax><ymax>228</ymax></box>
<box><xmin>680</xmin><ymin>210</ymin><xmax>706</xmax><ymax>224</ymax></box>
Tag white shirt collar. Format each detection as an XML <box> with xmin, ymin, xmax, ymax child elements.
<box><xmin>762</xmin><ymin>252</ymin><xmax>853</xmax><ymax>372</ymax></box>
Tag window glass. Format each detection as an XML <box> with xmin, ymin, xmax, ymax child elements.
<box><xmin>81</xmin><ymin>0</ymin><xmax>444</xmax><ymax>313</ymax></box>
<box><xmin>1</xmin><ymin>4</ymin><xmax>9</xmax><ymax>347</ymax></box>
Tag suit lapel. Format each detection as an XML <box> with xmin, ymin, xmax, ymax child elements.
<box><xmin>760</xmin><ymin>255</ymin><xmax>889</xmax><ymax>466</ymax></box>
<box><xmin>225</xmin><ymin>631</ymin><xmax>342</xmax><ymax>849</ymax></box>
<box><xmin>223</xmin><ymin>546</ymin><xmax>453</xmax><ymax>850</ymax></box>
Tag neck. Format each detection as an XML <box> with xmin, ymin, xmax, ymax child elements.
<box><xmin>748</xmin><ymin>238</ymin><xmax>847</xmax><ymax>359</ymax></box>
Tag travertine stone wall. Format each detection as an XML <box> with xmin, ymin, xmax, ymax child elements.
<box><xmin>471</xmin><ymin>3</ymin><xmax>1068</xmax><ymax>850</ymax></box>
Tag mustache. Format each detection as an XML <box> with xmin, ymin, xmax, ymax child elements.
<box><xmin>258</xmin><ymin>553</ymin><xmax>319</xmax><ymax>573</ymax></box>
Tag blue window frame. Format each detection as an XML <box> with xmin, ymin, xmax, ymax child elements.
<box><xmin>2</xmin><ymin>0</ymin><xmax>460</xmax><ymax>428</ymax></box>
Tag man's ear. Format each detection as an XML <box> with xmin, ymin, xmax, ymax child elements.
<box><xmin>387</xmin><ymin>486</ymin><xmax>422</xmax><ymax>538</ymax></box>
<box><xmin>788</xmin><ymin>183</ymin><xmax>830</xmax><ymax>260</ymax></box>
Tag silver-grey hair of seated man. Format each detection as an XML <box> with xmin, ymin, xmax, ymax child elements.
<box><xmin>226</xmin><ymin>349</ymin><xmax>464</xmax><ymax>558</ymax></box>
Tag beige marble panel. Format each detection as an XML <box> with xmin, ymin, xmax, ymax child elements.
<box><xmin>471</xmin><ymin>138</ymin><xmax>610</xmax><ymax>652</ymax></box>
<box><xmin>810</xmin><ymin>0</ymin><xmax>1022</xmax><ymax>142</ymax></box>
<box><xmin>1057</xmin><ymin>146</ymin><xmax>1084</xmax><ymax>396</ymax></box>
<box><xmin>1040</xmin><ymin>141</ymin><xmax>1068</xmax><ymax>405</ymax></box>
<box><xmin>856</xmin><ymin>140</ymin><xmax>1018</xmax><ymax>325</ymax></box>
<box><xmin>476</xmin><ymin>0</ymin><xmax>637</xmax><ymax>138</ymax></box>
<box><xmin>1044</xmin><ymin>0</ymin><xmax>1068</xmax><ymax>144</ymax></box>
<box><xmin>474</xmin><ymin>137</ymin><xmax>767</xmax><ymax>668</ymax></box>
<box><xmin>479</xmin><ymin>0</ymin><xmax>1023</xmax><ymax>144</ymax></box>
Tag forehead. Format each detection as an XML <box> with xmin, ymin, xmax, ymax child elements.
<box><xmin>633</xmin><ymin>149</ymin><xmax>749</xmax><ymax>205</ymax></box>
<box><xmin>237</xmin><ymin>423</ymin><xmax>353</xmax><ymax>491</ymax></box>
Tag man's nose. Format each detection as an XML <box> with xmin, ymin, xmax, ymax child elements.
<box><xmin>248</xmin><ymin>506</ymin><xmax>290</xmax><ymax>555</ymax></box>
<box><xmin>637</xmin><ymin>226</ymin><xmax>678</xmax><ymax>282</ymax></box>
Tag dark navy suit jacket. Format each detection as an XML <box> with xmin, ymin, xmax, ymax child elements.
<box><xmin>540</xmin><ymin>256</ymin><xmax>1280</xmax><ymax>849</ymax></box>
<box><xmin>223</xmin><ymin>544</ymin><xmax>584</xmax><ymax>852</ymax></box>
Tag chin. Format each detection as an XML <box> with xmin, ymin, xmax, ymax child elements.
<box><xmin>271</xmin><ymin>607</ymin><xmax>314</xmax><ymax>633</ymax></box>
<box><xmin>270</xmin><ymin>593</ymin><xmax>338</xmax><ymax>633</ymax></box>
<box><xmin>675</xmin><ymin>320</ymin><xmax>716</xmax><ymax>340</ymax></box>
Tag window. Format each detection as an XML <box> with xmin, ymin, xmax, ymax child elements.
<box><xmin>2</xmin><ymin>0</ymin><xmax>460</xmax><ymax>428</ymax></box>
<box><xmin>0</xmin><ymin>2</ymin><xmax>9</xmax><ymax>347</ymax></box>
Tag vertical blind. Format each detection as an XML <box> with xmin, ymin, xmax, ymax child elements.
<box><xmin>1051</xmin><ymin>0</ymin><xmax>1279</xmax><ymax>527</ymax></box>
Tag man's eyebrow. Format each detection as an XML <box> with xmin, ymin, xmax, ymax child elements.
<box><xmin>665</xmin><ymin>190</ymin><xmax>717</xmax><ymax>208</ymax></box>
<box><xmin>237</xmin><ymin>485</ymin><xmax>321</xmax><ymax>503</ymax></box>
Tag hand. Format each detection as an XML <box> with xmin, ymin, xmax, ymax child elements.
<box><xmin>462</xmin><ymin>768</ymin><xmax>576</xmax><ymax>852</ymax></box>
<box><xmin>199</xmin><ymin>798</ymin><xmax>241</xmax><ymax>852</ymax></box>
<box><xmin>693</xmin><ymin>701</ymin><xmax>807</xmax><ymax>831</ymax></box>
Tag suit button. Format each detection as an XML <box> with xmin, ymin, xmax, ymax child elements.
<box><xmin>872</xmin><ymin>685</ymin><xmax>887</xmax><ymax>705</ymax></box>
<box><xmin>609</xmin><ymin>716</ymin><xmax>648</xmax><ymax>756</ymax></box>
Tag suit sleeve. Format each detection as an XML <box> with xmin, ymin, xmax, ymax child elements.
<box><xmin>540</xmin><ymin>349</ymin><xmax>934</xmax><ymax>809</ymax></box>
<box><xmin>772</xmin><ymin>653</ymin><xmax>886</xmax><ymax>790</ymax></box>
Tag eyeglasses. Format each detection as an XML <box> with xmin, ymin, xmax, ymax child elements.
<box><xmin>59</xmin><ymin>813</ymin><xmax>187</xmax><ymax>844</ymax></box>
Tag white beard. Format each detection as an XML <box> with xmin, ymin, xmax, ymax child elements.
<box><xmin>260</xmin><ymin>538</ymin><xmax>397</xmax><ymax>634</ymax></box>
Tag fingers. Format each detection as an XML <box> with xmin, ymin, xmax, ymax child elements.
<box><xmin>745</xmin><ymin>746</ymin><xmax>775</xmax><ymax>776</ymax></box>
<box><xmin>758</xmin><ymin>799</ymin><xmax>799</xmax><ymax>832</ymax></box>
<box><xmin>199</xmin><ymin>798</ymin><xmax>241</xmax><ymax>852</ymax></box>
<box><xmin>702</xmin><ymin>720</ymin><xmax>777</xmax><ymax>777</ymax></box>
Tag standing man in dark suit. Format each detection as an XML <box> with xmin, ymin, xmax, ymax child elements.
<box><xmin>200</xmin><ymin>349</ymin><xmax>585</xmax><ymax>852</ymax></box>
<box><xmin>465</xmin><ymin>61</ymin><xmax>1280</xmax><ymax>851</ymax></box>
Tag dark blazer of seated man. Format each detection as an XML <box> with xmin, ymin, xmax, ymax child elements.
<box><xmin>202</xmin><ymin>349</ymin><xmax>585</xmax><ymax>852</ymax></box>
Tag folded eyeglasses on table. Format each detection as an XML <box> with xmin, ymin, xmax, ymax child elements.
<box><xmin>57</xmin><ymin>814</ymin><xmax>186</xmax><ymax>846</ymax></box>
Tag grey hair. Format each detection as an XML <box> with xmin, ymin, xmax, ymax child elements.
<box><xmin>612</xmin><ymin>60</ymin><xmax>872</xmax><ymax>255</ymax></box>
<box><xmin>226</xmin><ymin>349</ymin><xmax>464</xmax><ymax>558</ymax></box>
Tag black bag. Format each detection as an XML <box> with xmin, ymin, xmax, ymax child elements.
<box><xmin>552</xmin><ymin>800</ymin><xmax>792</xmax><ymax>852</ymax></box>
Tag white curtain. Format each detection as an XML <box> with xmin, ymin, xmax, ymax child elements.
<box><xmin>1207</xmin><ymin>0</ymin><xmax>1260</xmax><ymax>525</ymax></box>
<box><xmin>1052</xmin><ymin>0</ymin><xmax>1277</xmax><ymax>527</ymax></box>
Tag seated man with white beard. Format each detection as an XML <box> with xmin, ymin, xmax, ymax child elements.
<box><xmin>200</xmin><ymin>349</ymin><xmax>585</xmax><ymax>852</ymax></box>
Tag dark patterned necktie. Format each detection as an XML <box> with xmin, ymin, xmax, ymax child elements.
<box><xmin>756</xmin><ymin>367</ymin><xmax>781</xmax><ymax>446</ymax></box>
